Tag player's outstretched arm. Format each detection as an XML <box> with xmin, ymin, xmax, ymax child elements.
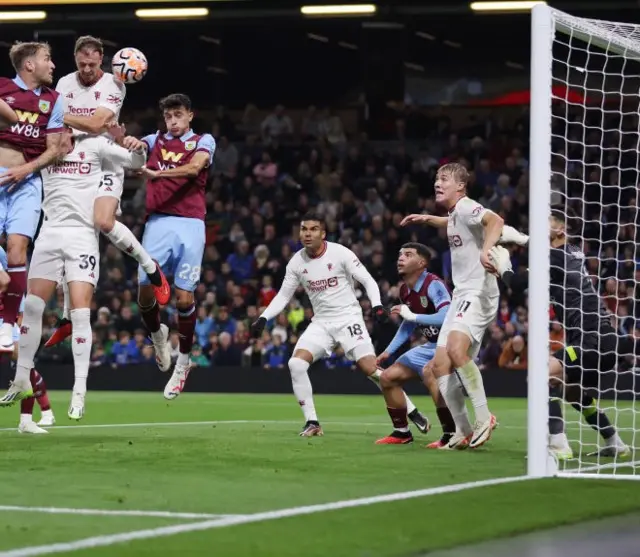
<box><xmin>499</xmin><ymin>225</ymin><xmax>529</xmax><ymax>246</ymax></box>
<box><xmin>400</xmin><ymin>214</ymin><xmax>448</xmax><ymax>228</ymax></box>
<box><xmin>378</xmin><ymin>318</ymin><xmax>417</xmax><ymax>365</ymax></box>
<box><xmin>251</xmin><ymin>262</ymin><xmax>300</xmax><ymax>336</ymax></box>
<box><xmin>63</xmin><ymin>107</ymin><xmax>117</xmax><ymax>136</ymax></box>
<box><xmin>101</xmin><ymin>136</ymin><xmax>146</xmax><ymax>170</ymax></box>
<box><xmin>0</xmin><ymin>98</ymin><xmax>18</xmax><ymax>129</ymax></box>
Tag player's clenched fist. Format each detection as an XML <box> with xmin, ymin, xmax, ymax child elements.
<box><xmin>250</xmin><ymin>316</ymin><xmax>267</xmax><ymax>338</ymax></box>
<box><xmin>376</xmin><ymin>351</ymin><xmax>390</xmax><ymax>366</ymax></box>
<box><xmin>372</xmin><ymin>305</ymin><xmax>389</xmax><ymax>323</ymax></box>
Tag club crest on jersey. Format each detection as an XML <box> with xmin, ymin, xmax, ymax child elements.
<box><xmin>420</xmin><ymin>296</ymin><xmax>428</xmax><ymax>307</ymax></box>
<box><xmin>78</xmin><ymin>152</ymin><xmax>85</xmax><ymax>160</ymax></box>
<box><xmin>39</xmin><ymin>99</ymin><xmax>50</xmax><ymax>113</ymax></box>
<box><xmin>327</xmin><ymin>263</ymin><xmax>333</xmax><ymax>271</ymax></box>
<box><xmin>184</xmin><ymin>140</ymin><xmax>196</xmax><ymax>151</ymax></box>
<box><xmin>5</xmin><ymin>96</ymin><xmax>14</xmax><ymax>105</ymax></box>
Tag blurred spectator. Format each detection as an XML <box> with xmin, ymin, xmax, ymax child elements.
<box><xmin>261</xmin><ymin>105</ymin><xmax>293</xmax><ymax>143</ymax></box>
<box><xmin>264</xmin><ymin>334</ymin><xmax>288</xmax><ymax>369</ymax></box>
<box><xmin>498</xmin><ymin>335</ymin><xmax>528</xmax><ymax>370</ymax></box>
<box><xmin>213</xmin><ymin>332</ymin><xmax>242</xmax><ymax>366</ymax></box>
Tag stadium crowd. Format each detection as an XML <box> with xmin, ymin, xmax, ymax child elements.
<box><xmin>29</xmin><ymin>103</ymin><xmax>639</xmax><ymax>372</ymax></box>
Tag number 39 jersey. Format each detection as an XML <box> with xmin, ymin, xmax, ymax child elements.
<box><xmin>41</xmin><ymin>135</ymin><xmax>145</xmax><ymax>229</ymax></box>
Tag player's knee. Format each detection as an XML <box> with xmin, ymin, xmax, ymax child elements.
<box><xmin>288</xmin><ymin>357</ymin><xmax>310</xmax><ymax>378</ymax></box>
<box><xmin>446</xmin><ymin>341</ymin><xmax>469</xmax><ymax>367</ymax></box>
<box><xmin>379</xmin><ymin>368</ymin><xmax>397</xmax><ymax>389</ymax></box>
<box><xmin>138</xmin><ymin>286</ymin><xmax>155</xmax><ymax>308</ymax></box>
<box><xmin>24</xmin><ymin>294</ymin><xmax>46</xmax><ymax>320</ymax></box>
<box><xmin>175</xmin><ymin>290</ymin><xmax>194</xmax><ymax>310</ymax></box>
<box><xmin>94</xmin><ymin>212</ymin><xmax>115</xmax><ymax>234</ymax></box>
<box><xmin>6</xmin><ymin>239</ymin><xmax>27</xmax><ymax>266</ymax></box>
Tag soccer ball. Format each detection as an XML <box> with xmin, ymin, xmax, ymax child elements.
<box><xmin>111</xmin><ymin>47</ymin><xmax>148</xmax><ymax>84</ymax></box>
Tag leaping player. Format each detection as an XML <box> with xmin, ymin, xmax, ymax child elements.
<box><xmin>118</xmin><ymin>93</ymin><xmax>215</xmax><ymax>399</ymax></box>
<box><xmin>375</xmin><ymin>243</ymin><xmax>456</xmax><ymax>446</ymax></box>
<box><xmin>401</xmin><ymin>163</ymin><xmax>524</xmax><ymax>449</ymax></box>
<box><xmin>47</xmin><ymin>35</ymin><xmax>169</xmax><ymax>348</ymax></box>
<box><xmin>0</xmin><ymin>42</ymin><xmax>67</xmax><ymax>351</ymax></box>
<box><xmin>250</xmin><ymin>212</ymin><xmax>430</xmax><ymax>437</ymax></box>
<box><xmin>0</xmin><ymin>127</ymin><xmax>147</xmax><ymax>418</ymax></box>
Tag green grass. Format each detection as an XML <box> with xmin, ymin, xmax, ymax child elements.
<box><xmin>0</xmin><ymin>392</ymin><xmax>638</xmax><ymax>556</ymax></box>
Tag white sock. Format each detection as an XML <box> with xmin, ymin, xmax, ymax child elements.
<box><xmin>20</xmin><ymin>413</ymin><xmax>33</xmax><ymax>424</ymax></box>
<box><xmin>457</xmin><ymin>360</ymin><xmax>491</xmax><ymax>423</ymax></box>
<box><xmin>61</xmin><ymin>278</ymin><xmax>70</xmax><ymax>320</ymax></box>
<box><xmin>437</xmin><ymin>373</ymin><xmax>472</xmax><ymax>435</ymax></box>
<box><xmin>288</xmin><ymin>357</ymin><xmax>318</xmax><ymax>422</ymax></box>
<box><xmin>105</xmin><ymin>221</ymin><xmax>156</xmax><ymax>274</ymax></box>
<box><xmin>70</xmin><ymin>308</ymin><xmax>92</xmax><ymax>395</ymax></box>
<box><xmin>177</xmin><ymin>353</ymin><xmax>189</xmax><ymax>367</ymax></box>
<box><xmin>369</xmin><ymin>368</ymin><xmax>417</xmax><ymax>414</ymax></box>
<box><xmin>549</xmin><ymin>432</ymin><xmax>569</xmax><ymax>449</ymax></box>
<box><xmin>41</xmin><ymin>408</ymin><xmax>53</xmax><ymax>418</ymax></box>
<box><xmin>16</xmin><ymin>294</ymin><xmax>45</xmax><ymax>385</ymax></box>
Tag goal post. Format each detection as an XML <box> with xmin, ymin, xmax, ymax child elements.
<box><xmin>528</xmin><ymin>4</ymin><xmax>639</xmax><ymax>479</ymax></box>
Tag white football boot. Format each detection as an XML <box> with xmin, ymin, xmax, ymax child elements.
<box><xmin>163</xmin><ymin>362</ymin><xmax>191</xmax><ymax>400</ymax></box>
<box><xmin>68</xmin><ymin>392</ymin><xmax>85</xmax><ymax>421</ymax></box>
<box><xmin>19</xmin><ymin>419</ymin><xmax>48</xmax><ymax>434</ymax></box>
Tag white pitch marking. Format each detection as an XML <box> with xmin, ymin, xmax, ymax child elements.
<box><xmin>0</xmin><ymin>419</ymin><xmax>528</xmax><ymax>433</ymax></box>
<box><xmin>0</xmin><ymin>475</ymin><xmax>530</xmax><ymax>557</ymax></box>
<box><xmin>0</xmin><ymin>505</ymin><xmax>241</xmax><ymax>520</ymax></box>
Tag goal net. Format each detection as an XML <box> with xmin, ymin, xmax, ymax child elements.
<box><xmin>529</xmin><ymin>4</ymin><xmax>640</xmax><ymax>479</ymax></box>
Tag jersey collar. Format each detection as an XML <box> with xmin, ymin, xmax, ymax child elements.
<box><xmin>164</xmin><ymin>129</ymin><xmax>196</xmax><ymax>142</ymax></box>
<box><xmin>447</xmin><ymin>195</ymin><xmax>467</xmax><ymax>215</ymax></box>
<box><xmin>412</xmin><ymin>270</ymin><xmax>428</xmax><ymax>292</ymax></box>
<box><xmin>13</xmin><ymin>74</ymin><xmax>41</xmax><ymax>96</ymax></box>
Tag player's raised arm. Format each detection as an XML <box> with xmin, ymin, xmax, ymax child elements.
<box><xmin>100</xmin><ymin>134</ymin><xmax>146</xmax><ymax>170</ymax></box>
<box><xmin>144</xmin><ymin>134</ymin><xmax>216</xmax><ymax>180</ymax></box>
<box><xmin>400</xmin><ymin>214</ymin><xmax>448</xmax><ymax>228</ymax></box>
<box><xmin>251</xmin><ymin>261</ymin><xmax>300</xmax><ymax>337</ymax></box>
<box><xmin>63</xmin><ymin>106</ymin><xmax>117</xmax><ymax>136</ymax></box>
<box><xmin>0</xmin><ymin>98</ymin><xmax>18</xmax><ymax>129</ymax></box>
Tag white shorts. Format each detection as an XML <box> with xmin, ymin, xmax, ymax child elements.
<box><xmin>437</xmin><ymin>291</ymin><xmax>499</xmax><ymax>357</ymax></box>
<box><xmin>96</xmin><ymin>161</ymin><xmax>124</xmax><ymax>202</ymax></box>
<box><xmin>29</xmin><ymin>226</ymin><xmax>100</xmax><ymax>287</ymax></box>
<box><xmin>295</xmin><ymin>315</ymin><xmax>375</xmax><ymax>362</ymax></box>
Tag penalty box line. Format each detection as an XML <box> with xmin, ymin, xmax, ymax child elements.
<box><xmin>0</xmin><ymin>475</ymin><xmax>530</xmax><ymax>557</ymax></box>
<box><xmin>0</xmin><ymin>505</ymin><xmax>242</xmax><ymax>520</ymax></box>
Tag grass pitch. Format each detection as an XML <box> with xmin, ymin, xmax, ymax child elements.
<box><xmin>0</xmin><ymin>392</ymin><xmax>638</xmax><ymax>556</ymax></box>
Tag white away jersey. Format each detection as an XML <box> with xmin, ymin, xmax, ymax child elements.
<box><xmin>56</xmin><ymin>72</ymin><xmax>125</xmax><ymax>136</ymax></box>
<box><xmin>447</xmin><ymin>196</ymin><xmax>499</xmax><ymax>296</ymax></box>
<box><xmin>41</xmin><ymin>135</ymin><xmax>145</xmax><ymax>229</ymax></box>
<box><xmin>278</xmin><ymin>242</ymin><xmax>377</xmax><ymax>320</ymax></box>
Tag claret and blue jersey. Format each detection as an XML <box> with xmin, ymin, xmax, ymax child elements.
<box><xmin>387</xmin><ymin>270</ymin><xmax>451</xmax><ymax>377</ymax></box>
<box><xmin>138</xmin><ymin>130</ymin><xmax>216</xmax><ymax>292</ymax></box>
<box><xmin>0</xmin><ymin>75</ymin><xmax>65</xmax><ymax>240</ymax></box>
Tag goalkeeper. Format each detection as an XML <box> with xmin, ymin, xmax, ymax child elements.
<box><xmin>491</xmin><ymin>207</ymin><xmax>629</xmax><ymax>460</ymax></box>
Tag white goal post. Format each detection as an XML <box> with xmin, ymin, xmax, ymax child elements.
<box><xmin>528</xmin><ymin>4</ymin><xmax>640</xmax><ymax>479</ymax></box>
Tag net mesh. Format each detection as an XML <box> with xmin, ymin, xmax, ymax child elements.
<box><xmin>548</xmin><ymin>8</ymin><xmax>640</xmax><ymax>476</ymax></box>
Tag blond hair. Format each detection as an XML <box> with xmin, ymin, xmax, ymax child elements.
<box><xmin>437</xmin><ymin>162</ymin><xmax>469</xmax><ymax>186</ymax></box>
<box><xmin>9</xmin><ymin>41</ymin><xmax>49</xmax><ymax>72</ymax></box>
